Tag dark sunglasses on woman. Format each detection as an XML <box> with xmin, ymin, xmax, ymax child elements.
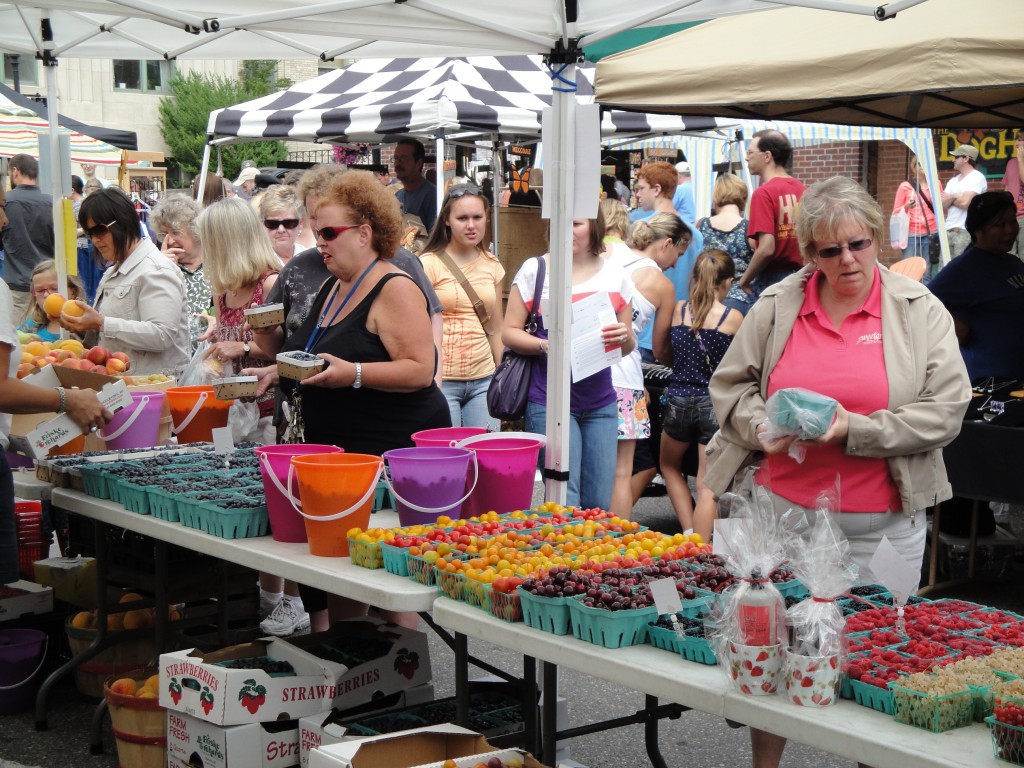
<box><xmin>263</xmin><ymin>218</ymin><xmax>301</xmax><ymax>230</ymax></box>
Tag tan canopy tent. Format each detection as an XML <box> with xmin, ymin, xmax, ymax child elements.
<box><xmin>594</xmin><ymin>0</ymin><xmax>1024</xmax><ymax>129</ymax></box>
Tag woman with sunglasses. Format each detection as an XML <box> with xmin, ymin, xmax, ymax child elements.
<box><xmin>259</xmin><ymin>185</ymin><xmax>306</xmax><ymax>265</ymax></box>
<box><xmin>420</xmin><ymin>183</ymin><xmax>504</xmax><ymax>429</ymax></box>
<box><xmin>196</xmin><ymin>198</ymin><xmax>281</xmax><ymax>442</ymax></box>
<box><xmin>705</xmin><ymin>176</ymin><xmax>970</xmax><ymax>768</ymax></box>
<box><xmin>61</xmin><ymin>187</ymin><xmax>191</xmax><ymax>375</ymax></box>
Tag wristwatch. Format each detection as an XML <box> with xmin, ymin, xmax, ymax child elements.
<box><xmin>353</xmin><ymin>362</ymin><xmax>363</xmax><ymax>389</ymax></box>
<box><xmin>242</xmin><ymin>342</ymin><xmax>251</xmax><ymax>355</ymax></box>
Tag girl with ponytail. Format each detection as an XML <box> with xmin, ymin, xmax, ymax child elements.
<box><xmin>657</xmin><ymin>249</ymin><xmax>741</xmax><ymax>540</ymax></box>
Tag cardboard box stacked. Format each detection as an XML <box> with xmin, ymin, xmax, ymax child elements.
<box><xmin>0</xmin><ymin>580</ymin><xmax>53</xmax><ymax>621</ymax></box>
<box><xmin>162</xmin><ymin>618</ymin><xmax>431</xmax><ymax>768</ymax></box>
<box><xmin>307</xmin><ymin>724</ymin><xmax>552</xmax><ymax>768</ymax></box>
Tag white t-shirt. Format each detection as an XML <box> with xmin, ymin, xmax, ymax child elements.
<box><xmin>606</xmin><ymin>242</ymin><xmax>658</xmax><ymax>390</ymax></box>
<box><xmin>944</xmin><ymin>169</ymin><xmax>988</xmax><ymax>230</ymax></box>
<box><xmin>0</xmin><ymin>282</ymin><xmax>23</xmax><ymax>448</ymax></box>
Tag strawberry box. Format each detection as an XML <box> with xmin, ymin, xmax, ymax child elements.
<box><xmin>283</xmin><ymin>618</ymin><xmax>431</xmax><ymax>714</ymax></box>
<box><xmin>159</xmin><ymin>638</ymin><xmax>347</xmax><ymax>726</ymax></box>
<box><xmin>166</xmin><ymin>711</ymin><xmax>300</xmax><ymax>768</ymax></box>
<box><xmin>0</xmin><ymin>579</ymin><xmax>53</xmax><ymax>620</ymax></box>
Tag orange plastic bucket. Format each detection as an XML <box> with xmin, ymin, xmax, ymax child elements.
<box><xmin>288</xmin><ymin>453</ymin><xmax>384</xmax><ymax>557</ymax></box>
<box><xmin>49</xmin><ymin>434</ymin><xmax>86</xmax><ymax>456</ymax></box>
<box><xmin>166</xmin><ymin>386</ymin><xmax>231</xmax><ymax>443</ymax></box>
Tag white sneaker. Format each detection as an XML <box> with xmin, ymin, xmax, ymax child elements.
<box><xmin>259</xmin><ymin>598</ymin><xmax>310</xmax><ymax>636</ymax></box>
<box><xmin>259</xmin><ymin>592</ymin><xmax>282</xmax><ymax>620</ymax></box>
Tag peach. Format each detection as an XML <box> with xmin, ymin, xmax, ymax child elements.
<box><xmin>42</xmin><ymin>293</ymin><xmax>66</xmax><ymax>318</ymax></box>
<box><xmin>62</xmin><ymin>300</ymin><xmax>86</xmax><ymax>318</ymax></box>
<box><xmin>119</xmin><ymin>592</ymin><xmax>144</xmax><ymax>604</ymax></box>
<box><xmin>71</xmin><ymin>611</ymin><xmax>95</xmax><ymax>629</ymax></box>
<box><xmin>31</xmin><ymin>357</ymin><xmax>50</xmax><ymax>368</ymax></box>
<box><xmin>109</xmin><ymin>678</ymin><xmax>138</xmax><ymax>696</ymax></box>
<box><xmin>23</xmin><ymin>341</ymin><xmax>49</xmax><ymax>357</ymax></box>
<box><xmin>86</xmin><ymin>346</ymin><xmax>111</xmax><ymax>366</ymax></box>
<box><xmin>135</xmin><ymin>688</ymin><xmax>158</xmax><ymax>699</ymax></box>
<box><xmin>105</xmin><ymin>358</ymin><xmax>127</xmax><ymax>374</ymax></box>
<box><xmin>16</xmin><ymin>363</ymin><xmax>32</xmax><ymax>379</ymax></box>
<box><xmin>47</xmin><ymin>349</ymin><xmax>72</xmax><ymax>362</ymax></box>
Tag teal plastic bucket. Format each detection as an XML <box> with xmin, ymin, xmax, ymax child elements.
<box><xmin>0</xmin><ymin>629</ymin><xmax>47</xmax><ymax>715</ymax></box>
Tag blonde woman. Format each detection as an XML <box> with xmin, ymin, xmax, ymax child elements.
<box><xmin>197</xmin><ymin>198</ymin><xmax>281</xmax><ymax>441</ymax></box>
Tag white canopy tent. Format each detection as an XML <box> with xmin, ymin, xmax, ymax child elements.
<box><xmin>0</xmin><ymin>0</ymin><xmax>938</xmax><ymax>503</ymax></box>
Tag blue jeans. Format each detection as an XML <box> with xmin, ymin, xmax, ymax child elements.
<box><xmin>442</xmin><ymin>377</ymin><xmax>497</xmax><ymax>431</ymax></box>
<box><xmin>902</xmin><ymin>234</ymin><xmax>929</xmax><ymax>260</ymax></box>
<box><xmin>525</xmin><ymin>399</ymin><xmax>617</xmax><ymax>510</ymax></box>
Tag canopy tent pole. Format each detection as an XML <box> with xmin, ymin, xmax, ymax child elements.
<box><xmin>41</xmin><ymin>18</ymin><xmax>69</xmax><ymax>300</ymax></box>
<box><xmin>490</xmin><ymin>137</ymin><xmax>500</xmax><ymax>257</ymax></box>
<box><xmin>196</xmin><ymin>139</ymin><xmax>212</xmax><ymax>201</ymax></box>
<box><xmin>435</xmin><ymin>129</ymin><xmax>445</xmax><ymax>222</ymax></box>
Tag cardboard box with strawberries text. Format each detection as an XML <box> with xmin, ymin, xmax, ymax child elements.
<box><xmin>159</xmin><ymin>638</ymin><xmax>346</xmax><ymax>726</ymax></box>
<box><xmin>283</xmin><ymin>618</ymin><xmax>431</xmax><ymax>713</ymax></box>
<box><xmin>307</xmin><ymin>725</ymin><xmax>551</xmax><ymax>768</ymax></box>
<box><xmin>0</xmin><ymin>580</ymin><xmax>53</xmax><ymax>621</ymax></box>
<box><xmin>166</xmin><ymin>711</ymin><xmax>300</xmax><ymax>768</ymax></box>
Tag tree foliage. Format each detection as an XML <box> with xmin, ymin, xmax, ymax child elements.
<box><xmin>158</xmin><ymin>60</ymin><xmax>292</xmax><ymax>184</ymax></box>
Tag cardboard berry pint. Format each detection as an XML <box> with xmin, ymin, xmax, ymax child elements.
<box><xmin>238</xmin><ymin>679</ymin><xmax>268</xmax><ymax>714</ymax></box>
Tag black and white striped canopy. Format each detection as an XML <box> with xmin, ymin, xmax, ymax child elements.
<box><xmin>208</xmin><ymin>56</ymin><xmax>719</xmax><ymax>143</ymax></box>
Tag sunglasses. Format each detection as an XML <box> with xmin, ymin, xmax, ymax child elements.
<box><xmin>815</xmin><ymin>238</ymin><xmax>873</xmax><ymax>259</ymax></box>
<box><xmin>84</xmin><ymin>220</ymin><xmax>118</xmax><ymax>239</ymax></box>
<box><xmin>313</xmin><ymin>224</ymin><xmax>361</xmax><ymax>242</ymax></box>
<box><xmin>448</xmin><ymin>184</ymin><xmax>483</xmax><ymax>199</ymax></box>
<box><xmin>263</xmin><ymin>218</ymin><xmax>300</xmax><ymax>230</ymax></box>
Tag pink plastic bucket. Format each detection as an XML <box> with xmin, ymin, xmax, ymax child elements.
<box><xmin>455</xmin><ymin>434</ymin><xmax>542</xmax><ymax>518</ymax></box>
<box><xmin>255</xmin><ymin>444</ymin><xmax>343</xmax><ymax>542</ymax></box>
<box><xmin>411</xmin><ymin>427</ymin><xmax>488</xmax><ymax>449</ymax></box>
<box><xmin>382</xmin><ymin>447</ymin><xmax>477</xmax><ymax>526</ymax></box>
<box><xmin>97</xmin><ymin>392</ymin><xmax>165</xmax><ymax>450</ymax></box>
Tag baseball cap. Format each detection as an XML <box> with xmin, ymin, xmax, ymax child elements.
<box><xmin>235</xmin><ymin>167</ymin><xmax>259</xmax><ymax>185</ymax></box>
<box><xmin>675</xmin><ymin>161</ymin><xmax>691</xmax><ymax>174</ymax></box>
<box><xmin>950</xmin><ymin>144</ymin><xmax>979</xmax><ymax>161</ymax></box>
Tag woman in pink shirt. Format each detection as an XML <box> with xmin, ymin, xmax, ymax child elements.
<box><xmin>891</xmin><ymin>154</ymin><xmax>937</xmax><ymax>262</ymax></box>
<box><xmin>707</xmin><ymin>177</ymin><xmax>971</xmax><ymax>768</ymax></box>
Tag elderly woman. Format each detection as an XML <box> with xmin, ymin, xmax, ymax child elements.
<box><xmin>928</xmin><ymin>191</ymin><xmax>1024</xmax><ymax>381</ymax></box>
<box><xmin>151</xmin><ymin>195</ymin><xmax>212</xmax><ymax>349</ymax></box>
<box><xmin>265</xmin><ymin>170</ymin><xmax>450</xmax><ymax>453</ymax></box>
<box><xmin>61</xmin><ymin>187</ymin><xmax>190</xmax><ymax>376</ymax></box>
<box><xmin>259</xmin><ymin>185</ymin><xmax>306</xmax><ymax>265</ymax></box>
<box><xmin>706</xmin><ymin>176</ymin><xmax>971</xmax><ymax>768</ymax></box>
<box><xmin>697</xmin><ymin>173</ymin><xmax>755</xmax><ymax>315</ymax></box>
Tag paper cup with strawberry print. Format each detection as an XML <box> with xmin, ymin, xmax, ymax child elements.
<box><xmin>784</xmin><ymin>652</ymin><xmax>841</xmax><ymax>707</ymax></box>
<box><xmin>727</xmin><ymin>642</ymin><xmax>783</xmax><ymax>695</ymax></box>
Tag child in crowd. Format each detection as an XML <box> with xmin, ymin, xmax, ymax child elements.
<box><xmin>19</xmin><ymin>260</ymin><xmax>85</xmax><ymax>342</ymax></box>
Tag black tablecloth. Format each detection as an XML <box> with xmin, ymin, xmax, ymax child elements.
<box><xmin>943</xmin><ymin>420</ymin><xmax>1024</xmax><ymax>505</ymax></box>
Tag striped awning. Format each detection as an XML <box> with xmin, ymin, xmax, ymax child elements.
<box><xmin>0</xmin><ymin>96</ymin><xmax>125</xmax><ymax>165</ymax></box>
<box><xmin>208</xmin><ymin>56</ymin><xmax>723</xmax><ymax>144</ymax></box>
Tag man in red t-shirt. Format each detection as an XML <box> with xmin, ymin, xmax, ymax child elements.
<box><xmin>739</xmin><ymin>129</ymin><xmax>807</xmax><ymax>300</ymax></box>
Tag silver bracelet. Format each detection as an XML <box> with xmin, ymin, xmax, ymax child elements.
<box><xmin>352</xmin><ymin>362</ymin><xmax>363</xmax><ymax>389</ymax></box>
<box><xmin>55</xmin><ymin>386</ymin><xmax>66</xmax><ymax>414</ymax></box>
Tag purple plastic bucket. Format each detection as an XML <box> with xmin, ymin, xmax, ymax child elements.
<box><xmin>382</xmin><ymin>447</ymin><xmax>476</xmax><ymax>526</ymax></box>
<box><xmin>455</xmin><ymin>436</ymin><xmax>542</xmax><ymax>518</ymax></box>
<box><xmin>97</xmin><ymin>391</ymin><xmax>165</xmax><ymax>450</ymax></box>
<box><xmin>410</xmin><ymin>427</ymin><xmax>488</xmax><ymax>449</ymax></box>
<box><xmin>255</xmin><ymin>444</ymin><xmax>343</xmax><ymax>542</ymax></box>
<box><xmin>0</xmin><ymin>629</ymin><xmax>47</xmax><ymax>715</ymax></box>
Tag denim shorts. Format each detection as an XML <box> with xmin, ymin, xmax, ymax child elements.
<box><xmin>661</xmin><ymin>394</ymin><xmax>718</xmax><ymax>445</ymax></box>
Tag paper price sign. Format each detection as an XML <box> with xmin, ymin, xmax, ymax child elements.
<box><xmin>649</xmin><ymin>577</ymin><xmax>683</xmax><ymax>616</ymax></box>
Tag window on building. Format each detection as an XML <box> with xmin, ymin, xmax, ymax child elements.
<box><xmin>3</xmin><ymin>54</ymin><xmax>39</xmax><ymax>87</ymax></box>
<box><xmin>113</xmin><ymin>60</ymin><xmax>172</xmax><ymax>93</ymax></box>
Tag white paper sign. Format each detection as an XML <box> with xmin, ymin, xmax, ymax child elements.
<box><xmin>649</xmin><ymin>577</ymin><xmax>683</xmax><ymax>616</ymax></box>
<box><xmin>569</xmin><ymin>291</ymin><xmax>621</xmax><ymax>382</ymax></box>
<box><xmin>27</xmin><ymin>380</ymin><xmax>132</xmax><ymax>458</ymax></box>
<box><xmin>868</xmin><ymin>535</ymin><xmax>919</xmax><ymax>606</ymax></box>
<box><xmin>212</xmin><ymin>426</ymin><xmax>235</xmax><ymax>454</ymax></box>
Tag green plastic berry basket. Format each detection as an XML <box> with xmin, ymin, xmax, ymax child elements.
<box><xmin>773</xmin><ymin>577</ymin><xmax>809</xmax><ymax>600</ymax></box>
<box><xmin>680</xmin><ymin>634</ymin><xmax>717</xmax><ymax>664</ymax></box>
<box><xmin>646</xmin><ymin>622</ymin><xmax>687</xmax><ymax>655</ymax></box>
<box><xmin>148</xmin><ymin>485</ymin><xmax>186</xmax><ymax>523</ymax></box>
<box><xmin>517</xmin><ymin>586</ymin><xmax>571</xmax><ymax>635</ymax></box>
<box><xmin>407</xmin><ymin>554</ymin><xmax>443</xmax><ymax>586</ymax></box>
<box><xmin>487</xmin><ymin>588</ymin><xmax>523</xmax><ymax>623</ymax></box>
<box><xmin>849</xmin><ymin>677</ymin><xmax>895</xmax><ymax>715</ymax></box>
<box><xmin>988</xmin><ymin>715</ymin><xmax>1024</xmax><ymax>765</ymax></box>
<box><xmin>568</xmin><ymin>596</ymin><xmax>657</xmax><ymax>649</ymax></box>
<box><xmin>113</xmin><ymin>478</ymin><xmax>152</xmax><ymax>516</ymax></box>
<box><xmin>889</xmin><ymin>679</ymin><xmax>974</xmax><ymax>733</ymax></box>
<box><xmin>174</xmin><ymin>491</ymin><xmax>245</xmax><ymax>533</ymax></box>
<box><xmin>348</xmin><ymin>537</ymin><xmax>384</xmax><ymax>569</ymax></box>
<box><xmin>379</xmin><ymin>542</ymin><xmax>412</xmax><ymax>576</ymax></box>
<box><xmin>435</xmin><ymin>567</ymin><xmax>464</xmax><ymax>601</ymax></box>
<box><xmin>194</xmin><ymin>496</ymin><xmax>269</xmax><ymax>539</ymax></box>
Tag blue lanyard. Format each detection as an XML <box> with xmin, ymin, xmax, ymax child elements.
<box><xmin>304</xmin><ymin>259</ymin><xmax>378</xmax><ymax>353</ymax></box>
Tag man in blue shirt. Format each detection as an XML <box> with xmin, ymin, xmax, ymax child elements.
<box><xmin>672</xmin><ymin>161</ymin><xmax>695</xmax><ymax>224</ymax></box>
